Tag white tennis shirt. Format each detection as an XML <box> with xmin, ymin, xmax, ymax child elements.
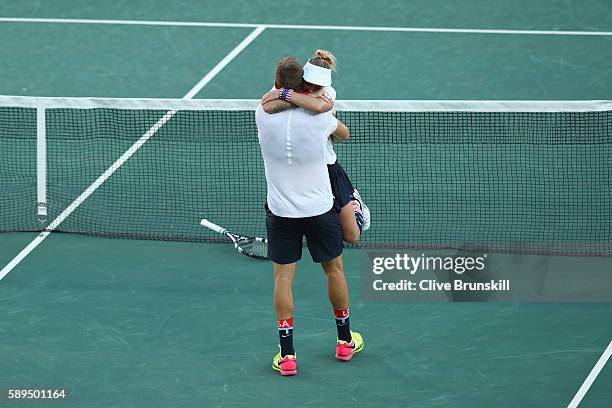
<box><xmin>256</xmin><ymin>105</ymin><xmax>338</xmax><ymax>218</ymax></box>
<box><xmin>321</xmin><ymin>86</ymin><xmax>338</xmax><ymax>165</ymax></box>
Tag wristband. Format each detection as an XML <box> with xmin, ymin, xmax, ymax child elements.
<box><xmin>279</xmin><ymin>88</ymin><xmax>294</xmax><ymax>102</ymax></box>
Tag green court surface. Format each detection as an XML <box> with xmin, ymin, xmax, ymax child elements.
<box><xmin>2</xmin><ymin>234</ymin><xmax>611</xmax><ymax>407</ymax></box>
<box><xmin>1</xmin><ymin>2</ymin><xmax>611</xmax><ymax>407</ymax></box>
<box><xmin>200</xmin><ymin>31</ymin><xmax>612</xmax><ymax>100</ymax></box>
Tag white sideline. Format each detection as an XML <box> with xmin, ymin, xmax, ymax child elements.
<box><xmin>0</xmin><ymin>26</ymin><xmax>266</xmax><ymax>282</ymax></box>
<box><xmin>1</xmin><ymin>17</ymin><xmax>612</xmax><ymax>36</ymax></box>
<box><xmin>567</xmin><ymin>340</ymin><xmax>612</xmax><ymax>408</ymax></box>
<box><xmin>183</xmin><ymin>26</ymin><xmax>265</xmax><ymax>99</ymax></box>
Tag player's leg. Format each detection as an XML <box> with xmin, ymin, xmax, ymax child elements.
<box><xmin>321</xmin><ymin>255</ymin><xmax>348</xmax><ymax>311</ymax></box>
<box><xmin>327</xmin><ymin>161</ymin><xmax>369</xmax><ymax>244</ymax></box>
<box><xmin>321</xmin><ymin>255</ymin><xmax>364</xmax><ymax>361</ymax></box>
<box><xmin>274</xmin><ymin>263</ymin><xmax>296</xmax><ymax>321</ymax></box>
<box><xmin>339</xmin><ymin>202</ymin><xmax>360</xmax><ymax>245</ymax></box>
<box><xmin>272</xmin><ymin>261</ymin><xmax>298</xmax><ymax>375</ymax></box>
<box><xmin>305</xmin><ymin>206</ymin><xmax>364</xmax><ymax>361</ymax></box>
<box><xmin>266</xmin><ymin>205</ymin><xmax>301</xmax><ymax>376</ymax></box>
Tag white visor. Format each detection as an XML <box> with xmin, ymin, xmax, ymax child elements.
<box><xmin>303</xmin><ymin>61</ymin><xmax>332</xmax><ymax>87</ymax></box>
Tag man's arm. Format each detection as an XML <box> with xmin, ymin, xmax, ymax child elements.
<box><xmin>262</xmin><ymin>99</ymin><xmax>295</xmax><ymax>114</ymax></box>
<box><xmin>262</xmin><ymin>88</ymin><xmax>333</xmax><ymax>113</ymax></box>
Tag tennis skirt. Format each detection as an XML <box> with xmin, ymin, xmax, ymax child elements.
<box><xmin>327</xmin><ymin>161</ymin><xmax>354</xmax><ymax>208</ymax></box>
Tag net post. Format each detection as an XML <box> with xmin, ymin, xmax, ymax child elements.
<box><xmin>36</xmin><ymin>106</ymin><xmax>47</xmax><ymax>223</ymax></box>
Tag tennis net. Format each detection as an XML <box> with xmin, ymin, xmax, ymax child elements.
<box><xmin>0</xmin><ymin>96</ymin><xmax>610</xmax><ymax>255</ymax></box>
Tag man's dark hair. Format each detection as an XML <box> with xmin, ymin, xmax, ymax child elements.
<box><xmin>275</xmin><ymin>57</ymin><xmax>303</xmax><ymax>91</ymax></box>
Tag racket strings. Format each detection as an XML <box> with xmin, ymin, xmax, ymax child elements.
<box><xmin>237</xmin><ymin>237</ymin><xmax>268</xmax><ymax>259</ymax></box>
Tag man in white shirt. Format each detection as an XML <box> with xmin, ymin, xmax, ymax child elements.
<box><xmin>256</xmin><ymin>57</ymin><xmax>363</xmax><ymax>376</ymax></box>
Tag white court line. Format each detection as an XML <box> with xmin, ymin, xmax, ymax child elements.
<box><xmin>567</xmin><ymin>340</ymin><xmax>612</xmax><ymax>408</ymax></box>
<box><xmin>1</xmin><ymin>17</ymin><xmax>612</xmax><ymax>36</ymax></box>
<box><xmin>184</xmin><ymin>25</ymin><xmax>265</xmax><ymax>98</ymax></box>
<box><xmin>0</xmin><ymin>25</ymin><xmax>266</xmax><ymax>282</ymax></box>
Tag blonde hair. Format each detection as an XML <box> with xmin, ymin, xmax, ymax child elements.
<box><xmin>309</xmin><ymin>49</ymin><xmax>337</xmax><ymax>71</ymax></box>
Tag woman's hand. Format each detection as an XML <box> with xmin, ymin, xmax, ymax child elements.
<box><xmin>309</xmin><ymin>89</ymin><xmax>333</xmax><ymax>105</ymax></box>
<box><xmin>262</xmin><ymin>89</ymin><xmax>281</xmax><ymax>104</ymax></box>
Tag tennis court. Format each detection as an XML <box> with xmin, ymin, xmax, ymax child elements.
<box><xmin>1</xmin><ymin>1</ymin><xmax>611</xmax><ymax>407</ymax></box>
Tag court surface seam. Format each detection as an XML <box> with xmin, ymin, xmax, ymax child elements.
<box><xmin>1</xmin><ymin>17</ymin><xmax>611</xmax><ymax>36</ymax></box>
<box><xmin>0</xmin><ymin>25</ymin><xmax>266</xmax><ymax>282</ymax></box>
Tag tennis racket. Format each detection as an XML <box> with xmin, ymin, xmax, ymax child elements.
<box><xmin>200</xmin><ymin>219</ymin><xmax>268</xmax><ymax>260</ymax></box>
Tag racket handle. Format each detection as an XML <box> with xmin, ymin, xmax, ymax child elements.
<box><xmin>200</xmin><ymin>219</ymin><xmax>226</xmax><ymax>234</ymax></box>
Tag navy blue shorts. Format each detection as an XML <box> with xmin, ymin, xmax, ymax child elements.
<box><xmin>328</xmin><ymin>161</ymin><xmax>355</xmax><ymax>208</ymax></box>
<box><xmin>266</xmin><ymin>205</ymin><xmax>343</xmax><ymax>265</ymax></box>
